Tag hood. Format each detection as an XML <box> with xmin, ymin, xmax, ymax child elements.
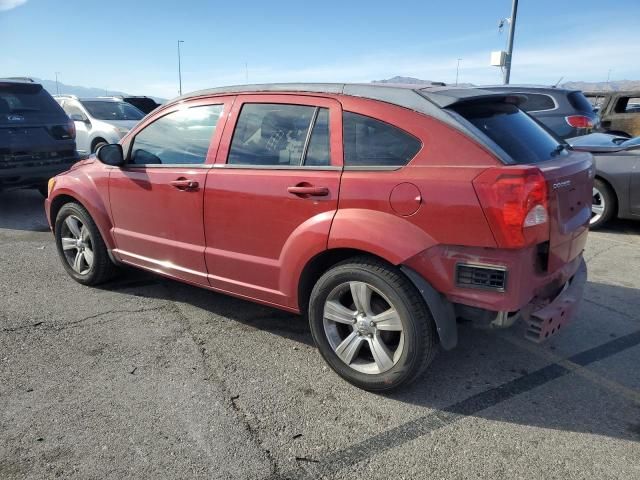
<box><xmin>101</xmin><ymin>119</ymin><xmax>140</xmax><ymax>131</ymax></box>
<box><xmin>567</xmin><ymin>133</ymin><xmax>631</xmax><ymax>153</ymax></box>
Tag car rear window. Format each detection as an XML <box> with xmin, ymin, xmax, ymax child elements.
<box><xmin>567</xmin><ymin>91</ymin><xmax>594</xmax><ymax>113</ymax></box>
<box><xmin>0</xmin><ymin>82</ymin><xmax>64</xmax><ymax>124</ymax></box>
<box><xmin>452</xmin><ymin>102</ymin><xmax>565</xmax><ymax>164</ymax></box>
<box><xmin>343</xmin><ymin>112</ymin><xmax>421</xmax><ymax>167</ymax></box>
<box><xmin>519</xmin><ymin>93</ymin><xmax>555</xmax><ymax>112</ymax></box>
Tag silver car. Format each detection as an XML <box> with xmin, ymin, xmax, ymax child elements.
<box><xmin>54</xmin><ymin>96</ymin><xmax>145</xmax><ymax>154</ymax></box>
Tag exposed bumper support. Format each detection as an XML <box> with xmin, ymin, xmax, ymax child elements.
<box><xmin>524</xmin><ymin>258</ymin><xmax>588</xmax><ymax>342</ymax></box>
<box><xmin>400</xmin><ymin>265</ymin><xmax>458</xmax><ymax>350</ymax></box>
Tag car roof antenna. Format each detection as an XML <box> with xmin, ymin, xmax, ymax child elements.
<box><xmin>553</xmin><ymin>76</ymin><xmax>564</xmax><ymax>88</ymax></box>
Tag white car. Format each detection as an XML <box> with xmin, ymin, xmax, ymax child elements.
<box><xmin>54</xmin><ymin>96</ymin><xmax>145</xmax><ymax>155</ymax></box>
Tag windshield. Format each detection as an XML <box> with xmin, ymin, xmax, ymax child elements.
<box><xmin>81</xmin><ymin>101</ymin><xmax>144</xmax><ymax>121</ymax></box>
<box><xmin>452</xmin><ymin>102</ymin><xmax>566</xmax><ymax>164</ymax></box>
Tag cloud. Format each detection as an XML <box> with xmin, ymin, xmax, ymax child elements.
<box><xmin>0</xmin><ymin>0</ymin><xmax>27</xmax><ymax>11</ymax></box>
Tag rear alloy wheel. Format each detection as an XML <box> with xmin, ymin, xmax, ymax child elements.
<box><xmin>309</xmin><ymin>258</ymin><xmax>437</xmax><ymax>391</ymax></box>
<box><xmin>590</xmin><ymin>179</ymin><xmax>616</xmax><ymax>229</ymax></box>
<box><xmin>55</xmin><ymin>202</ymin><xmax>117</xmax><ymax>285</ymax></box>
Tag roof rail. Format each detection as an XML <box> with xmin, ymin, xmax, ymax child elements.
<box><xmin>52</xmin><ymin>94</ymin><xmax>78</xmax><ymax>99</ymax></box>
<box><xmin>0</xmin><ymin>76</ymin><xmax>35</xmax><ymax>83</ymax></box>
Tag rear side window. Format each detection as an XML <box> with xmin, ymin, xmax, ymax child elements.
<box><xmin>0</xmin><ymin>82</ymin><xmax>64</xmax><ymax>124</ymax></box>
<box><xmin>228</xmin><ymin>104</ymin><xmax>330</xmax><ymax>167</ymax></box>
<box><xmin>343</xmin><ymin>112</ymin><xmax>421</xmax><ymax>167</ymax></box>
<box><xmin>519</xmin><ymin>93</ymin><xmax>555</xmax><ymax>112</ymax></box>
<box><xmin>615</xmin><ymin>97</ymin><xmax>640</xmax><ymax>113</ymax></box>
<box><xmin>567</xmin><ymin>92</ymin><xmax>595</xmax><ymax>113</ymax></box>
<box><xmin>130</xmin><ymin>104</ymin><xmax>223</xmax><ymax>165</ymax></box>
<box><xmin>453</xmin><ymin>102</ymin><xmax>564</xmax><ymax>164</ymax></box>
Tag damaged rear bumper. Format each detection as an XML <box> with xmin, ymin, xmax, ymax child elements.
<box><xmin>521</xmin><ymin>258</ymin><xmax>587</xmax><ymax>342</ymax></box>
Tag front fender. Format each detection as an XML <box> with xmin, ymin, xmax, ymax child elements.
<box><xmin>327</xmin><ymin>209</ymin><xmax>437</xmax><ymax>265</ymax></box>
<box><xmin>48</xmin><ymin>166</ymin><xmax>115</xmax><ymax>250</ymax></box>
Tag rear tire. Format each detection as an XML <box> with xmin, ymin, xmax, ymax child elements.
<box><xmin>590</xmin><ymin>179</ymin><xmax>616</xmax><ymax>229</ymax></box>
<box><xmin>54</xmin><ymin>202</ymin><xmax>117</xmax><ymax>285</ymax></box>
<box><xmin>308</xmin><ymin>257</ymin><xmax>437</xmax><ymax>391</ymax></box>
<box><xmin>36</xmin><ymin>183</ymin><xmax>48</xmax><ymax>198</ymax></box>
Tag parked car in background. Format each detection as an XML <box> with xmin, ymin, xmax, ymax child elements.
<box><xmin>54</xmin><ymin>95</ymin><xmax>145</xmax><ymax>155</ymax></box>
<box><xmin>584</xmin><ymin>91</ymin><xmax>640</xmax><ymax>138</ymax></box>
<box><xmin>482</xmin><ymin>85</ymin><xmax>598</xmax><ymax>139</ymax></box>
<box><xmin>567</xmin><ymin>132</ymin><xmax>640</xmax><ymax>228</ymax></box>
<box><xmin>116</xmin><ymin>95</ymin><xmax>160</xmax><ymax>114</ymax></box>
<box><xmin>0</xmin><ymin>78</ymin><xmax>77</xmax><ymax>196</ymax></box>
<box><xmin>46</xmin><ymin>83</ymin><xmax>593</xmax><ymax>391</ymax></box>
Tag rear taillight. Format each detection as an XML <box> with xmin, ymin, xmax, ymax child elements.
<box><xmin>67</xmin><ymin>118</ymin><xmax>76</xmax><ymax>139</ymax></box>
<box><xmin>565</xmin><ymin>115</ymin><xmax>594</xmax><ymax>129</ymax></box>
<box><xmin>473</xmin><ymin>167</ymin><xmax>549</xmax><ymax>248</ymax></box>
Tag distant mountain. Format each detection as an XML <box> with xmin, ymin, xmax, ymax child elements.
<box><xmin>372</xmin><ymin>76</ymin><xmax>474</xmax><ymax>88</ymax></box>
<box><xmin>31</xmin><ymin>78</ymin><xmax>166</xmax><ymax>103</ymax></box>
<box><xmin>560</xmin><ymin>80</ymin><xmax>640</xmax><ymax>93</ymax></box>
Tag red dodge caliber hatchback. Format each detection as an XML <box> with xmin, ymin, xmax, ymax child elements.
<box><xmin>46</xmin><ymin>84</ymin><xmax>593</xmax><ymax>391</ymax></box>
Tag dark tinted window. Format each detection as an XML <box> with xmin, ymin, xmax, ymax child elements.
<box><xmin>519</xmin><ymin>93</ymin><xmax>555</xmax><ymax>112</ymax></box>
<box><xmin>130</xmin><ymin>104</ymin><xmax>223</xmax><ymax>165</ymax></box>
<box><xmin>567</xmin><ymin>92</ymin><xmax>595</xmax><ymax>113</ymax></box>
<box><xmin>453</xmin><ymin>102</ymin><xmax>564</xmax><ymax>164</ymax></box>
<box><xmin>343</xmin><ymin>112</ymin><xmax>421</xmax><ymax>166</ymax></box>
<box><xmin>82</xmin><ymin>101</ymin><xmax>144</xmax><ymax>121</ymax></box>
<box><xmin>229</xmin><ymin>104</ymin><xmax>329</xmax><ymax>166</ymax></box>
<box><xmin>0</xmin><ymin>82</ymin><xmax>63</xmax><ymax>124</ymax></box>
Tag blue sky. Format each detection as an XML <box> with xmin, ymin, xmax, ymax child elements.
<box><xmin>2</xmin><ymin>0</ymin><xmax>639</xmax><ymax>98</ymax></box>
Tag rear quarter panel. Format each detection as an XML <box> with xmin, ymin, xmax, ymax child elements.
<box><xmin>330</xmin><ymin>97</ymin><xmax>498</xmax><ymax>265</ymax></box>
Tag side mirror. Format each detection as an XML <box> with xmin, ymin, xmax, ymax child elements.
<box><xmin>96</xmin><ymin>144</ymin><xmax>125</xmax><ymax>166</ymax></box>
<box><xmin>70</xmin><ymin>113</ymin><xmax>90</xmax><ymax>123</ymax></box>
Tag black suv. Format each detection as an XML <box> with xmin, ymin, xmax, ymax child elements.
<box><xmin>0</xmin><ymin>78</ymin><xmax>78</xmax><ymax>196</ymax></box>
<box><xmin>482</xmin><ymin>85</ymin><xmax>599</xmax><ymax>139</ymax></box>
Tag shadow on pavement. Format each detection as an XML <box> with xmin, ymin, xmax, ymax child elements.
<box><xmin>105</xmin><ymin>269</ymin><xmax>640</xmax><ymax>444</ymax></box>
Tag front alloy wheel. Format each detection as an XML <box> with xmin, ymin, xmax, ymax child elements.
<box><xmin>54</xmin><ymin>202</ymin><xmax>117</xmax><ymax>285</ymax></box>
<box><xmin>60</xmin><ymin>215</ymin><xmax>95</xmax><ymax>274</ymax></box>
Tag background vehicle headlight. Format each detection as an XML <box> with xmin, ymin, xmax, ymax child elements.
<box><xmin>115</xmin><ymin>127</ymin><xmax>130</xmax><ymax>136</ymax></box>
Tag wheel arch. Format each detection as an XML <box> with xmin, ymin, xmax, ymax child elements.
<box><xmin>90</xmin><ymin>137</ymin><xmax>108</xmax><ymax>153</ymax></box>
<box><xmin>49</xmin><ymin>189</ymin><xmax>116</xmax><ymax>250</ymax></box>
<box><xmin>296</xmin><ymin>247</ymin><xmax>457</xmax><ymax>350</ymax></box>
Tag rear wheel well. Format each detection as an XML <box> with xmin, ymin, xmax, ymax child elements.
<box><xmin>91</xmin><ymin>137</ymin><xmax>107</xmax><ymax>153</ymax></box>
<box><xmin>50</xmin><ymin>194</ymin><xmax>84</xmax><ymax>233</ymax></box>
<box><xmin>297</xmin><ymin>249</ymin><xmax>394</xmax><ymax>315</ymax></box>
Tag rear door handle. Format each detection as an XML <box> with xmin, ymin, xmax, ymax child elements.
<box><xmin>170</xmin><ymin>179</ymin><xmax>199</xmax><ymax>191</ymax></box>
<box><xmin>287</xmin><ymin>185</ymin><xmax>329</xmax><ymax>197</ymax></box>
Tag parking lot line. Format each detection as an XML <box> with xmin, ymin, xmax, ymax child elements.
<box><xmin>274</xmin><ymin>329</ymin><xmax>640</xmax><ymax>480</ymax></box>
<box><xmin>500</xmin><ymin>332</ymin><xmax>640</xmax><ymax>405</ymax></box>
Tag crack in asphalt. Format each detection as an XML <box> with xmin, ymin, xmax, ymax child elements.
<box><xmin>1</xmin><ymin>306</ymin><xmax>168</xmax><ymax>333</ymax></box>
<box><xmin>161</xmin><ymin>287</ymin><xmax>281</xmax><ymax>479</ymax></box>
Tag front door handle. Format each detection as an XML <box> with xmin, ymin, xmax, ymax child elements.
<box><xmin>287</xmin><ymin>185</ymin><xmax>329</xmax><ymax>197</ymax></box>
<box><xmin>170</xmin><ymin>178</ymin><xmax>199</xmax><ymax>191</ymax></box>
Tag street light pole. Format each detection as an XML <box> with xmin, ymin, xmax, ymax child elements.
<box><xmin>177</xmin><ymin>40</ymin><xmax>184</xmax><ymax>95</ymax></box>
<box><xmin>503</xmin><ymin>0</ymin><xmax>519</xmax><ymax>84</ymax></box>
<box><xmin>455</xmin><ymin>58</ymin><xmax>462</xmax><ymax>86</ymax></box>
<box><xmin>55</xmin><ymin>72</ymin><xmax>60</xmax><ymax>95</ymax></box>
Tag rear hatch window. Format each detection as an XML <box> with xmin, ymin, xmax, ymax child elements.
<box><xmin>0</xmin><ymin>82</ymin><xmax>65</xmax><ymax>125</ymax></box>
<box><xmin>567</xmin><ymin>91</ymin><xmax>595</xmax><ymax>114</ymax></box>
<box><xmin>451</xmin><ymin>102</ymin><xmax>565</xmax><ymax>164</ymax></box>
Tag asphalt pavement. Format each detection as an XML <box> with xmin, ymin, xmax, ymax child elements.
<box><xmin>1</xmin><ymin>188</ymin><xmax>639</xmax><ymax>479</ymax></box>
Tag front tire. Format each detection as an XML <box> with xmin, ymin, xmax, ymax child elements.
<box><xmin>590</xmin><ymin>179</ymin><xmax>616</xmax><ymax>229</ymax></box>
<box><xmin>54</xmin><ymin>202</ymin><xmax>117</xmax><ymax>285</ymax></box>
<box><xmin>308</xmin><ymin>257</ymin><xmax>437</xmax><ymax>391</ymax></box>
